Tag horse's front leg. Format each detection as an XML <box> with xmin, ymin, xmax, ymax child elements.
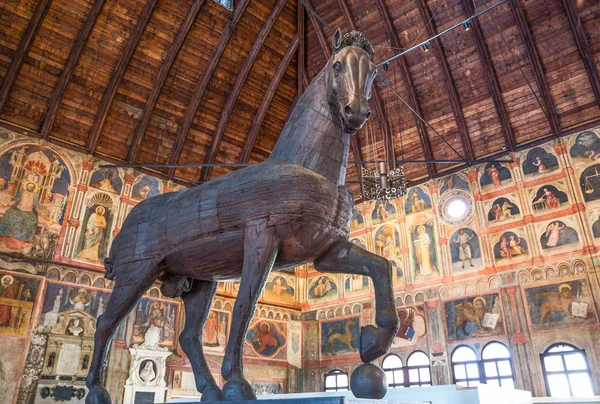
<box><xmin>315</xmin><ymin>240</ymin><xmax>399</xmax><ymax>363</ymax></box>
<box><xmin>221</xmin><ymin>220</ymin><xmax>278</xmax><ymax>401</ymax></box>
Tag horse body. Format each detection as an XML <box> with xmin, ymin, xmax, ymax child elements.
<box><xmin>86</xmin><ymin>30</ymin><xmax>399</xmax><ymax>404</ymax></box>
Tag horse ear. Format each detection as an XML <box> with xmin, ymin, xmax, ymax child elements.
<box><xmin>332</xmin><ymin>28</ymin><xmax>342</xmax><ymax>52</ymax></box>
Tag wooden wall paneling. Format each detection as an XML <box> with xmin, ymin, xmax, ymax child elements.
<box><xmin>167</xmin><ymin>0</ymin><xmax>252</xmax><ymax>180</ymax></box>
<box><xmin>414</xmin><ymin>0</ymin><xmax>474</xmax><ymax>162</ymax></box>
<box><xmin>373</xmin><ymin>0</ymin><xmax>435</xmax><ymax>178</ymax></box>
<box><xmin>198</xmin><ymin>0</ymin><xmax>289</xmax><ymax>182</ymax></box>
<box><xmin>0</xmin><ymin>0</ymin><xmax>53</xmax><ymax>115</ymax></box>
<box><xmin>87</xmin><ymin>0</ymin><xmax>160</xmax><ymax>153</ymax></box>
<box><xmin>459</xmin><ymin>0</ymin><xmax>516</xmax><ymax>152</ymax></box>
<box><xmin>126</xmin><ymin>0</ymin><xmax>208</xmax><ymax>163</ymax></box>
<box><xmin>39</xmin><ymin>0</ymin><xmax>107</xmax><ymax>139</ymax></box>
<box><xmin>508</xmin><ymin>0</ymin><xmax>561</xmax><ymax>136</ymax></box>
<box><xmin>240</xmin><ymin>35</ymin><xmax>299</xmax><ymax>163</ymax></box>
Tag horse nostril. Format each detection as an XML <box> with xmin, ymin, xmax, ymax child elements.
<box><xmin>344</xmin><ymin>105</ymin><xmax>353</xmax><ymax>116</ymax></box>
<box><xmin>364</xmin><ymin>110</ymin><xmax>371</xmax><ymax>119</ymax></box>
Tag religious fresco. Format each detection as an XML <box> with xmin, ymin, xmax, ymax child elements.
<box><xmin>522</xmin><ymin>147</ymin><xmax>559</xmax><ymax>176</ymax></box>
<box><xmin>131</xmin><ymin>298</ymin><xmax>178</xmax><ymax>348</ymax></box>
<box><xmin>73</xmin><ymin>192</ymin><xmax>116</xmax><ymax>264</ymax></box>
<box><xmin>486</xmin><ymin>197</ymin><xmax>520</xmax><ymax>224</ymax></box>
<box><xmin>523</xmin><ymin>278</ymin><xmax>598</xmax><ymax>333</ymax></box>
<box><xmin>390</xmin><ymin>259</ymin><xmax>404</xmax><ymax>287</ymax></box>
<box><xmin>409</xmin><ymin>222</ymin><xmax>439</xmax><ymax>282</ymax></box>
<box><xmin>350</xmin><ymin>208</ymin><xmax>364</xmax><ymax>231</ymax></box>
<box><xmin>569</xmin><ymin>130</ymin><xmax>600</xmax><ymax>161</ymax></box>
<box><xmin>392</xmin><ymin>305</ymin><xmax>427</xmax><ymax>349</ymax></box>
<box><xmin>445</xmin><ymin>293</ymin><xmax>504</xmax><ymax>342</ymax></box>
<box><xmin>404</xmin><ymin>187</ymin><xmax>431</xmax><ymax>215</ymax></box>
<box><xmin>245</xmin><ymin>320</ymin><xmax>287</xmax><ymax>358</ymax></box>
<box><xmin>449</xmin><ymin>228</ymin><xmax>482</xmax><ymax>273</ymax></box>
<box><xmin>321</xmin><ymin>317</ymin><xmax>360</xmax><ymax>356</ymax></box>
<box><xmin>0</xmin><ymin>338</ymin><xmax>27</xmax><ymax>403</ymax></box>
<box><xmin>0</xmin><ymin>145</ymin><xmax>71</xmax><ymax>256</ymax></box>
<box><xmin>89</xmin><ymin>168</ymin><xmax>123</xmax><ymax>195</ymax></box>
<box><xmin>344</xmin><ymin>275</ymin><xmax>369</xmax><ymax>296</ymax></box>
<box><xmin>492</xmin><ymin>231</ymin><xmax>529</xmax><ymax>262</ymax></box>
<box><xmin>0</xmin><ymin>271</ymin><xmax>40</xmax><ymax>336</ymax></box>
<box><xmin>579</xmin><ymin>164</ymin><xmax>600</xmax><ymax>202</ymax></box>
<box><xmin>439</xmin><ymin>174</ymin><xmax>470</xmax><ymax>195</ymax></box>
<box><xmin>374</xmin><ymin>224</ymin><xmax>401</xmax><ymax>259</ymax></box>
<box><xmin>371</xmin><ymin>200</ymin><xmax>397</xmax><ymax>225</ymax></box>
<box><xmin>531</xmin><ymin>184</ymin><xmax>569</xmax><ymax>212</ymax></box>
<box><xmin>131</xmin><ymin>175</ymin><xmax>161</xmax><ymax>201</ymax></box>
<box><xmin>539</xmin><ymin>221</ymin><xmax>580</xmax><ymax>250</ymax></box>
<box><xmin>307</xmin><ymin>276</ymin><xmax>338</xmax><ymax>303</ymax></box>
<box><xmin>264</xmin><ymin>275</ymin><xmax>295</xmax><ymax>305</ymax></box>
<box><xmin>203</xmin><ymin>309</ymin><xmax>229</xmax><ymax>350</ymax></box>
<box><xmin>591</xmin><ymin>212</ymin><xmax>600</xmax><ymax>238</ymax></box>
<box><xmin>479</xmin><ymin>162</ymin><xmax>512</xmax><ymax>190</ymax></box>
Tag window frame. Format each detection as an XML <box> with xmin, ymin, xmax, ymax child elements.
<box><xmin>451</xmin><ymin>345</ymin><xmax>481</xmax><ymax>387</ymax></box>
<box><xmin>324</xmin><ymin>369</ymin><xmax>349</xmax><ymax>392</ymax></box>
<box><xmin>382</xmin><ymin>354</ymin><xmax>405</xmax><ymax>389</ymax></box>
<box><xmin>540</xmin><ymin>343</ymin><xmax>595</xmax><ymax>398</ymax></box>
<box><xmin>382</xmin><ymin>351</ymin><xmax>432</xmax><ymax>388</ymax></box>
<box><xmin>480</xmin><ymin>341</ymin><xmax>515</xmax><ymax>388</ymax></box>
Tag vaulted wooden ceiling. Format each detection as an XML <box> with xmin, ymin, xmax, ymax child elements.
<box><xmin>1</xmin><ymin>0</ymin><xmax>599</xmax><ymax>197</ymax></box>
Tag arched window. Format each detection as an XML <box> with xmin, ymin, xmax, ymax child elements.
<box><xmin>324</xmin><ymin>369</ymin><xmax>349</xmax><ymax>392</ymax></box>
<box><xmin>382</xmin><ymin>354</ymin><xmax>404</xmax><ymax>388</ymax></box>
<box><xmin>407</xmin><ymin>351</ymin><xmax>432</xmax><ymax>387</ymax></box>
<box><xmin>541</xmin><ymin>343</ymin><xmax>595</xmax><ymax>397</ymax></box>
<box><xmin>452</xmin><ymin>346</ymin><xmax>480</xmax><ymax>387</ymax></box>
<box><xmin>482</xmin><ymin>342</ymin><xmax>515</xmax><ymax>388</ymax></box>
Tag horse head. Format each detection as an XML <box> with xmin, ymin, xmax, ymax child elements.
<box><xmin>326</xmin><ymin>29</ymin><xmax>376</xmax><ymax>135</ymax></box>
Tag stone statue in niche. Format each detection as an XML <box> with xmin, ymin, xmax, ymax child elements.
<box><xmin>86</xmin><ymin>30</ymin><xmax>399</xmax><ymax>403</ymax></box>
<box><xmin>139</xmin><ymin>360</ymin><xmax>156</xmax><ymax>383</ymax></box>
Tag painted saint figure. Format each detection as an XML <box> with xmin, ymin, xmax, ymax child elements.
<box><xmin>411</xmin><ymin>191</ymin><xmax>426</xmax><ymax>213</ymax></box>
<box><xmin>272</xmin><ymin>277</ymin><xmax>288</xmax><ymax>296</ymax></box>
<box><xmin>77</xmin><ymin>206</ymin><xmax>107</xmax><ymax>262</ymax></box>
<box><xmin>204</xmin><ymin>311</ymin><xmax>219</xmax><ymax>347</ymax></box>
<box><xmin>415</xmin><ymin>225</ymin><xmax>433</xmax><ymax>275</ymax></box>
<box><xmin>486</xmin><ymin>166</ymin><xmax>502</xmax><ymax>188</ymax></box>
<box><xmin>545</xmin><ymin>222</ymin><xmax>565</xmax><ymax>248</ymax></box>
<box><xmin>0</xmin><ymin>275</ymin><xmax>17</xmax><ymax>326</ymax></box>
<box><xmin>70</xmin><ymin>288</ymin><xmax>91</xmax><ymax>312</ymax></box>
<box><xmin>0</xmin><ymin>181</ymin><xmax>40</xmax><ymax>250</ymax></box>
<box><xmin>453</xmin><ymin>229</ymin><xmax>474</xmax><ymax>269</ymax></box>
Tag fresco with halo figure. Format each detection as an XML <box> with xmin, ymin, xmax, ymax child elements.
<box><xmin>487</xmin><ymin>197</ymin><xmax>520</xmax><ymax>224</ymax></box>
<box><xmin>74</xmin><ymin>193</ymin><xmax>115</xmax><ymax>264</ymax></box>
<box><xmin>374</xmin><ymin>224</ymin><xmax>401</xmax><ymax>259</ymax></box>
<box><xmin>523</xmin><ymin>279</ymin><xmax>598</xmax><ymax>333</ymax></box>
<box><xmin>522</xmin><ymin>147</ymin><xmax>559</xmax><ymax>176</ymax></box>
<box><xmin>540</xmin><ymin>221</ymin><xmax>579</xmax><ymax>250</ymax></box>
<box><xmin>0</xmin><ymin>145</ymin><xmax>71</xmax><ymax>257</ymax></box>
<box><xmin>321</xmin><ymin>317</ymin><xmax>359</xmax><ymax>356</ymax></box>
<box><xmin>131</xmin><ymin>175</ymin><xmax>160</xmax><ymax>201</ymax></box>
<box><xmin>445</xmin><ymin>293</ymin><xmax>504</xmax><ymax>342</ymax></box>
<box><xmin>350</xmin><ymin>208</ymin><xmax>364</xmax><ymax>231</ymax></box>
<box><xmin>531</xmin><ymin>185</ymin><xmax>568</xmax><ymax>212</ymax></box>
<box><xmin>371</xmin><ymin>200</ymin><xmax>396</xmax><ymax>225</ymax></box>
<box><xmin>480</xmin><ymin>162</ymin><xmax>511</xmax><ymax>190</ymax></box>
<box><xmin>392</xmin><ymin>305</ymin><xmax>427</xmax><ymax>348</ymax></box>
<box><xmin>264</xmin><ymin>275</ymin><xmax>295</xmax><ymax>305</ymax></box>
<box><xmin>245</xmin><ymin>320</ymin><xmax>286</xmax><ymax>358</ymax></box>
<box><xmin>203</xmin><ymin>309</ymin><xmax>229</xmax><ymax>350</ymax></box>
<box><xmin>404</xmin><ymin>187</ymin><xmax>431</xmax><ymax>215</ymax></box>
<box><xmin>410</xmin><ymin>222</ymin><xmax>438</xmax><ymax>282</ymax></box>
<box><xmin>131</xmin><ymin>298</ymin><xmax>178</xmax><ymax>348</ymax></box>
<box><xmin>0</xmin><ymin>271</ymin><xmax>40</xmax><ymax>337</ymax></box>
<box><xmin>307</xmin><ymin>276</ymin><xmax>337</xmax><ymax>302</ymax></box>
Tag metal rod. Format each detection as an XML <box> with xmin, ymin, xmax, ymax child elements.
<box><xmin>298</xmin><ymin>0</ymin><xmax>335</xmax><ymax>34</ymax></box>
<box><xmin>376</xmin><ymin>0</ymin><xmax>508</xmax><ymax>67</ymax></box>
<box><xmin>349</xmin><ymin>159</ymin><xmax>513</xmax><ymax>164</ymax></box>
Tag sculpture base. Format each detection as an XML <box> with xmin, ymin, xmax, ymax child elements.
<box><xmin>175</xmin><ymin>398</ymin><xmax>425</xmax><ymax>404</ymax></box>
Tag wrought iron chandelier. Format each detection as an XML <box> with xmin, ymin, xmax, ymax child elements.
<box><xmin>361</xmin><ymin>162</ymin><xmax>407</xmax><ymax>201</ymax></box>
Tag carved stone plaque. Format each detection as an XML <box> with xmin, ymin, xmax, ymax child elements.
<box><xmin>134</xmin><ymin>391</ymin><xmax>155</xmax><ymax>404</ymax></box>
<box><xmin>56</xmin><ymin>343</ymin><xmax>81</xmax><ymax>375</ymax></box>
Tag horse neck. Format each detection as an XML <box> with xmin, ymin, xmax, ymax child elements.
<box><xmin>268</xmin><ymin>70</ymin><xmax>349</xmax><ymax>186</ymax></box>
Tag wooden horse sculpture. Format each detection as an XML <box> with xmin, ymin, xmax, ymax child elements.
<box><xmin>86</xmin><ymin>29</ymin><xmax>399</xmax><ymax>403</ymax></box>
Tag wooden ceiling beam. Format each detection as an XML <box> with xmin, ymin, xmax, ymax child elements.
<box><xmin>508</xmin><ymin>0</ymin><xmax>561</xmax><ymax>136</ymax></box>
<box><xmin>0</xmin><ymin>0</ymin><xmax>53</xmax><ymax>115</ymax></box>
<box><xmin>39</xmin><ymin>0</ymin><xmax>106</xmax><ymax>139</ymax></box>
<box><xmin>199</xmin><ymin>0</ymin><xmax>288</xmax><ymax>182</ymax></box>
<box><xmin>305</xmin><ymin>1</ymin><xmax>364</xmax><ymax>177</ymax></box>
<box><xmin>240</xmin><ymin>35</ymin><xmax>299</xmax><ymax>164</ymax></box>
<box><xmin>87</xmin><ymin>0</ymin><xmax>159</xmax><ymax>153</ymax></box>
<box><xmin>561</xmin><ymin>0</ymin><xmax>600</xmax><ymax>106</ymax></box>
<box><xmin>126</xmin><ymin>0</ymin><xmax>208</xmax><ymax>163</ymax></box>
<box><xmin>459</xmin><ymin>0</ymin><xmax>516</xmax><ymax>152</ymax></box>
<box><xmin>297</xmin><ymin>2</ymin><xmax>305</xmax><ymax>97</ymax></box>
<box><xmin>167</xmin><ymin>0</ymin><xmax>251</xmax><ymax>180</ymax></box>
<box><xmin>414</xmin><ymin>0</ymin><xmax>474</xmax><ymax>161</ymax></box>
<box><xmin>336</xmin><ymin>0</ymin><xmax>396</xmax><ymax>169</ymax></box>
<box><xmin>373</xmin><ymin>0</ymin><xmax>435</xmax><ymax>178</ymax></box>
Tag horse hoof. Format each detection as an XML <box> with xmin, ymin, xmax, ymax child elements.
<box><xmin>201</xmin><ymin>385</ymin><xmax>222</xmax><ymax>402</ymax></box>
<box><xmin>85</xmin><ymin>386</ymin><xmax>111</xmax><ymax>404</ymax></box>
<box><xmin>359</xmin><ymin>325</ymin><xmax>393</xmax><ymax>363</ymax></box>
<box><xmin>222</xmin><ymin>378</ymin><xmax>256</xmax><ymax>401</ymax></box>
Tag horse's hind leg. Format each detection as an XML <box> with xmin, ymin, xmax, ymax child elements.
<box><xmin>86</xmin><ymin>259</ymin><xmax>160</xmax><ymax>404</ymax></box>
<box><xmin>179</xmin><ymin>279</ymin><xmax>222</xmax><ymax>401</ymax></box>
<box><xmin>221</xmin><ymin>221</ymin><xmax>278</xmax><ymax>401</ymax></box>
<box><xmin>315</xmin><ymin>240</ymin><xmax>399</xmax><ymax>363</ymax></box>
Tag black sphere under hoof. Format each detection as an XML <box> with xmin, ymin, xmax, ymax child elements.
<box><xmin>200</xmin><ymin>386</ymin><xmax>222</xmax><ymax>402</ymax></box>
<box><xmin>350</xmin><ymin>363</ymin><xmax>388</xmax><ymax>400</ymax></box>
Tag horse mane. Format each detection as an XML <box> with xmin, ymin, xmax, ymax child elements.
<box><xmin>334</xmin><ymin>30</ymin><xmax>374</xmax><ymax>60</ymax></box>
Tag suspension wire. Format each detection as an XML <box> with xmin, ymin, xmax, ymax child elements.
<box><xmin>408</xmin><ymin>0</ymin><xmax>449</xmax><ymax>49</ymax></box>
<box><xmin>378</xmin><ymin>72</ymin><xmax>468</xmax><ymax>163</ymax></box>
<box><xmin>299</xmin><ymin>0</ymin><xmax>335</xmax><ymax>34</ymax></box>
<box><xmin>358</xmin><ymin>0</ymin><xmax>363</xmax><ymax>32</ymax></box>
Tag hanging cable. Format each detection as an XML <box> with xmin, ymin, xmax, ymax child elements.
<box><xmin>299</xmin><ymin>0</ymin><xmax>335</xmax><ymax>34</ymax></box>
<box><xmin>408</xmin><ymin>0</ymin><xmax>449</xmax><ymax>49</ymax></box>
